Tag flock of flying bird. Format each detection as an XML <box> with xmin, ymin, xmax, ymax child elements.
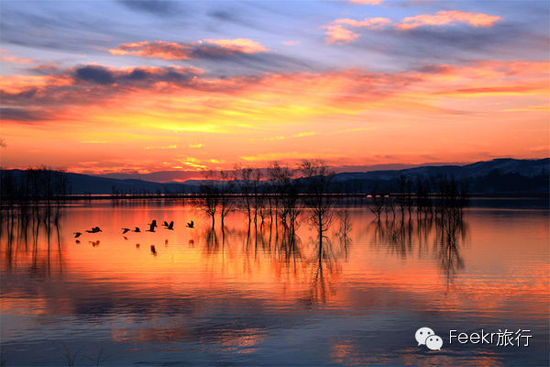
<box><xmin>73</xmin><ymin>219</ymin><xmax>195</xmax><ymax>255</ymax></box>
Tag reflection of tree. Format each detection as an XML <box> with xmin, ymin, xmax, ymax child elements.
<box><xmin>369</xmin><ymin>212</ymin><xmax>468</xmax><ymax>284</ymax></box>
<box><xmin>306</xmin><ymin>234</ymin><xmax>339</xmax><ymax>304</ymax></box>
<box><xmin>197</xmin><ymin>209</ymin><xmax>352</xmax><ymax>305</ymax></box>
<box><xmin>337</xmin><ymin>210</ymin><xmax>352</xmax><ymax>260</ymax></box>
<box><xmin>434</xmin><ymin>212</ymin><xmax>467</xmax><ymax>286</ymax></box>
<box><xmin>204</xmin><ymin>226</ymin><xmax>220</xmax><ymax>252</ymax></box>
<box><xmin>1</xmin><ymin>204</ymin><xmax>65</xmax><ymax>277</ymax></box>
<box><xmin>370</xmin><ymin>217</ymin><xmax>413</xmax><ymax>258</ymax></box>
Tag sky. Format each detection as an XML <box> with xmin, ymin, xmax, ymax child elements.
<box><xmin>1</xmin><ymin>0</ymin><xmax>549</xmax><ymax>177</ymax></box>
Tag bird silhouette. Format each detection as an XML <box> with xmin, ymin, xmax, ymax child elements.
<box><xmin>186</xmin><ymin>220</ymin><xmax>194</xmax><ymax>228</ymax></box>
<box><xmin>149</xmin><ymin>220</ymin><xmax>157</xmax><ymax>229</ymax></box>
<box><xmin>90</xmin><ymin>240</ymin><xmax>100</xmax><ymax>247</ymax></box>
<box><xmin>86</xmin><ymin>226</ymin><xmax>102</xmax><ymax>233</ymax></box>
<box><xmin>122</xmin><ymin>227</ymin><xmax>130</xmax><ymax>234</ymax></box>
<box><xmin>133</xmin><ymin>227</ymin><xmax>141</xmax><ymax>233</ymax></box>
<box><xmin>150</xmin><ymin>245</ymin><xmax>157</xmax><ymax>255</ymax></box>
<box><xmin>164</xmin><ymin>221</ymin><xmax>174</xmax><ymax>230</ymax></box>
<box><xmin>74</xmin><ymin>232</ymin><xmax>82</xmax><ymax>238</ymax></box>
<box><xmin>163</xmin><ymin>221</ymin><xmax>169</xmax><ymax>227</ymax></box>
<box><xmin>146</xmin><ymin>223</ymin><xmax>156</xmax><ymax>232</ymax></box>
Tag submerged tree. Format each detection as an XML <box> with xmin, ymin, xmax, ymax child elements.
<box><xmin>369</xmin><ymin>186</ymin><xmax>385</xmax><ymax>221</ymax></box>
<box><xmin>218</xmin><ymin>170</ymin><xmax>235</xmax><ymax>229</ymax></box>
<box><xmin>267</xmin><ymin>162</ymin><xmax>300</xmax><ymax>232</ymax></box>
<box><xmin>199</xmin><ymin>171</ymin><xmax>219</xmax><ymax>228</ymax></box>
<box><xmin>300</xmin><ymin>160</ymin><xmax>335</xmax><ymax>238</ymax></box>
<box><xmin>235</xmin><ymin>166</ymin><xmax>254</xmax><ymax>223</ymax></box>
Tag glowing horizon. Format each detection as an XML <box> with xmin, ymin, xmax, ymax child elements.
<box><xmin>1</xmin><ymin>0</ymin><xmax>549</xmax><ymax>175</ymax></box>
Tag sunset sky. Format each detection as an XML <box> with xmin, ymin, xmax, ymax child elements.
<box><xmin>1</xmin><ymin>0</ymin><xmax>549</xmax><ymax>177</ymax></box>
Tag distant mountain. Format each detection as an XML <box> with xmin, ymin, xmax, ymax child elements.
<box><xmin>1</xmin><ymin>169</ymin><xmax>191</xmax><ymax>195</ymax></box>
<box><xmin>2</xmin><ymin>158</ymin><xmax>549</xmax><ymax>195</ymax></box>
<box><xmin>332</xmin><ymin>158</ymin><xmax>549</xmax><ymax>195</ymax></box>
<box><xmin>95</xmin><ymin>162</ymin><xmax>463</xmax><ymax>183</ymax></box>
<box><xmin>98</xmin><ymin>170</ymin><xmax>201</xmax><ymax>183</ymax></box>
<box><xmin>334</xmin><ymin>158</ymin><xmax>549</xmax><ymax>181</ymax></box>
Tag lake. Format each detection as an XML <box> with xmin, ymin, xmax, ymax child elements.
<box><xmin>1</xmin><ymin>199</ymin><xmax>548</xmax><ymax>366</ymax></box>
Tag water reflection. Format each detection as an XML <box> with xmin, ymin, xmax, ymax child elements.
<box><xmin>1</xmin><ymin>203</ymin><xmax>66</xmax><ymax>277</ymax></box>
<box><xmin>370</xmin><ymin>211</ymin><xmax>468</xmax><ymax>285</ymax></box>
<box><xmin>1</xmin><ymin>201</ymin><xmax>548</xmax><ymax>366</ymax></box>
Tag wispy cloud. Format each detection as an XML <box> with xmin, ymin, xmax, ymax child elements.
<box><xmin>145</xmin><ymin>144</ymin><xmax>177</xmax><ymax>150</ymax></box>
<box><xmin>260</xmin><ymin>131</ymin><xmax>317</xmax><ymax>142</ymax></box>
<box><xmin>0</xmin><ymin>50</ymin><xmax>36</xmax><ymax>64</ymax></box>
<box><xmin>324</xmin><ymin>17</ymin><xmax>391</xmax><ymax>44</ymax></box>
<box><xmin>324</xmin><ymin>10</ymin><xmax>501</xmax><ymax>44</ymax></box>
<box><xmin>117</xmin><ymin>0</ymin><xmax>181</xmax><ymax>16</ymax></box>
<box><xmin>349</xmin><ymin>0</ymin><xmax>384</xmax><ymax>5</ymax></box>
<box><xmin>282</xmin><ymin>40</ymin><xmax>299</xmax><ymax>46</ymax></box>
<box><xmin>397</xmin><ymin>10</ymin><xmax>501</xmax><ymax>30</ymax></box>
<box><xmin>110</xmin><ymin>38</ymin><xmax>268</xmax><ymax>60</ymax></box>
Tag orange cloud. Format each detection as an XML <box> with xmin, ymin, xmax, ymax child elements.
<box><xmin>397</xmin><ymin>10</ymin><xmax>501</xmax><ymax>30</ymax></box>
<box><xmin>323</xmin><ymin>24</ymin><xmax>360</xmax><ymax>44</ymax></box>
<box><xmin>2</xmin><ymin>60</ymin><xmax>548</xmax><ymax>172</ymax></box>
<box><xmin>200</xmin><ymin>38</ymin><xmax>267</xmax><ymax>53</ymax></box>
<box><xmin>324</xmin><ymin>17</ymin><xmax>392</xmax><ymax>44</ymax></box>
<box><xmin>110</xmin><ymin>38</ymin><xmax>267</xmax><ymax>60</ymax></box>
<box><xmin>334</xmin><ymin>17</ymin><xmax>392</xmax><ymax>29</ymax></box>
<box><xmin>0</xmin><ymin>49</ymin><xmax>36</xmax><ymax>64</ymax></box>
<box><xmin>324</xmin><ymin>11</ymin><xmax>501</xmax><ymax>44</ymax></box>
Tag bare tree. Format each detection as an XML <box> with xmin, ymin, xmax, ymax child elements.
<box><xmin>268</xmin><ymin>162</ymin><xmax>300</xmax><ymax>233</ymax></box>
<box><xmin>300</xmin><ymin>160</ymin><xmax>335</xmax><ymax>235</ymax></box>
<box><xmin>218</xmin><ymin>170</ymin><xmax>235</xmax><ymax>229</ymax></box>
<box><xmin>199</xmin><ymin>170</ymin><xmax>219</xmax><ymax>228</ymax></box>
<box><xmin>251</xmin><ymin>168</ymin><xmax>264</xmax><ymax>224</ymax></box>
<box><xmin>235</xmin><ymin>166</ymin><xmax>254</xmax><ymax>223</ymax></box>
<box><xmin>369</xmin><ymin>186</ymin><xmax>385</xmax><ymax>221</ymax></box>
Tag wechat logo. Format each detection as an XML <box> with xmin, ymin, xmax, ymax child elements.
<box><xmin>415</xmin><ymin>327</ymin><xmax>443</xmax><ymax>351</ymax></box>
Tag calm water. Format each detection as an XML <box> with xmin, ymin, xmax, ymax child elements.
<box><xmin>1</xmin><ymin>200</ymin><xmax>548</xmax><ymax>366</ymax></box>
